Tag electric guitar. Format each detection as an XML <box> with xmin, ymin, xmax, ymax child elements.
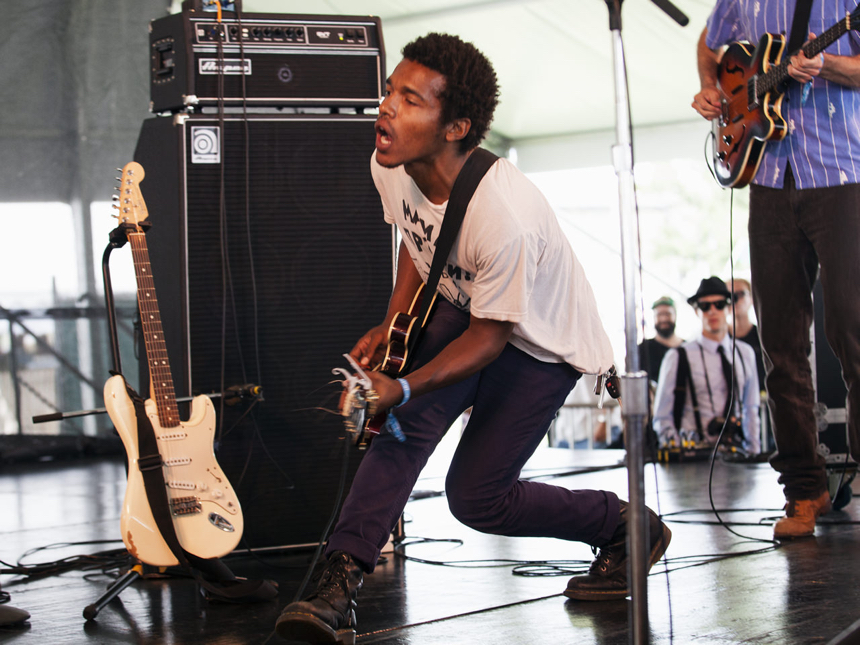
<box><xmin>712</xmin><ymin>7</ymin><xmax>860</xmax><ymax>188</ymax></box>
<box><xmin>350</xmin><ymin>283</ymin><xmax>437</xmax><ymax>447</ymax></box>
<box><xmin>104</xmin><ymin>162</ymin><xmax>243</xmax><ymax>566</ymax></box>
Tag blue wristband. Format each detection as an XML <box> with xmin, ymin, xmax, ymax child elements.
<box><xmin>396</xmin><ymin>378</ymin><xmax>411</xmax><ymax>406</ymax></box>
<box><xmin>801</xmin><ymin>80</ymin><xmax>812</xmax><ymax>105</ymax></box>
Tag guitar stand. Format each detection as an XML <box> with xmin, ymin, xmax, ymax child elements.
<box><xmin>81</xmin><ymin>224</ymin><xmax>151</xmax><ymax>621</ymax></box>
<box><xmin>79</xmin><ymin>223</ymin><xmax>275</xmax><ymax>619</ymax></box>
<box><xmin>83</xmin><ymin>563</ymin><xmax>144</xmax><ymax>620</ymax></box>
<box><xmin>28</xmin><ymin>219</ymin><xmax>271</xmax><ymax>619</ymax></box>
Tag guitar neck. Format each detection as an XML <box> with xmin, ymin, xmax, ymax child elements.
<box><xmin>758</xmin><ymin>16</ymin><xmax>852</xmax><ymax>97</ymax></box>
<box><xmin>128</xmin><ymin>232</ymin><xmax>180</xmax><ymax>428</ymax></box>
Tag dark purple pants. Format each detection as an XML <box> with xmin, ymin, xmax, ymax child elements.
<box><xmin>749</xmin><ymin>167</ymin><xmax>860</xmax><ymax>499</ymax></box>
<box><xmin>326</xmin><ymin>299</ymin><xmax>621</xmax><ymax>571</ymax></box>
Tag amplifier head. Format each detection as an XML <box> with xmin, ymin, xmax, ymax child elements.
<box><xmin>149</xmin><ymin>11</ymin><xmax>385</xmax><ymax>113</ymax></box>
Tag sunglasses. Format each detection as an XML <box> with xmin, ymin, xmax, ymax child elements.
<box><xmin>698</xmin><ymin>300</ymin><xmax>729</xmax><ymax>312</ymax></box>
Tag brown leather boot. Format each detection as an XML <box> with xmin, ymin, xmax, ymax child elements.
<box><xmin>275</xmin><ymin>551</ymin><xmax>364</xmax><ymax>644</ymax></box>
<box><xmin>773</xmin><ymin>490</ymin><xmax>832</xmax><ymax>539</ymax></box>
<box><xmin>564</xmin><ymin>501</ymin><xmax>671</xmax><ymax>601</ymax></box>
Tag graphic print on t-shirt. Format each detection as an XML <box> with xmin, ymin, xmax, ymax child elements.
<box><xmin>400</xmin><ymin>199</ymin><xmax>472</xmax><ymax>310</ymax></box>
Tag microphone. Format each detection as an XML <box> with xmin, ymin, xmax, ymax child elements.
<box><xmin>650</xmin><ymin>0</ymin><xmax>689</xmax><ymax>26</ymax></box>
<box><xmin>224</xmin><ymin>383</ymin><xmax>263</xmax><ymax>405</ymax></box>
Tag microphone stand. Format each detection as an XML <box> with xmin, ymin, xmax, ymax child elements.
<box><xmin>601</xmin><ymin>1</ymin><xmax>687</xmax><ymax>643</ymax></box>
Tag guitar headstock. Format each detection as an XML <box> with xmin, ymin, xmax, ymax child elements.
<box><xmin>852</xmin><ymin>6</ymin><xmax>860</xmax><ymax>30</ymax></box>
<box><xmin>112</xmin><ymin>162</ymin><xmax>148</xmax><ymax>230</ymax></box>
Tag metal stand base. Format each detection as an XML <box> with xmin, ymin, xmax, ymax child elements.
<box><xmin>83</xmin><ymin>563</ymin><xmax>144</xmax><ymax>621</ymax></box>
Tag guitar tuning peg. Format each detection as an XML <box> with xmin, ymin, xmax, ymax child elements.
<box><xmin>115</xmin><ymin>176</ymin><xmax>122</xmax><ymax>182</ymax></box>
<box><xmin>111</xmin><ymin>203</ymin><xmax>120</xmax><ymax>209</ymax></box>
<box><xmin>116</xmin><ymin>168</ymin><xmax>123</xmax><ymax>172</ymax></box>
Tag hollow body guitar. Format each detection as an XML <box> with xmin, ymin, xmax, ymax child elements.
<box><xmin>712</xmin><ymin>8</ymin><xmax>860</xmax><ymax>188</ymax></box>
<box><xmin>352</xmin><ymin>283</ymin><xmax>437</xmax><ymax>448</ymax></box>
<box><xmin>104</xmin><ymin>162</ymin><xmax>242</xmax><ymax>566</ymax></box>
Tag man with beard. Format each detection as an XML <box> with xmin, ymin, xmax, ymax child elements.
<box><xmin>652</xmin><ymin>277</ymin><xmax>761</xmax><ymax>455</ymax></box>
<box><xmin>638</xmin><ymin>296</ymin><xmax>684</xmax><ymax>384</ymax></box>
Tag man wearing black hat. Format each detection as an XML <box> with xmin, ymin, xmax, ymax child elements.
<box><xmin>652</xmin><ymin>277</ymin><xmax>761</xmax><ymax>455</ymax></box>
<box><xmin>638</xmin><ymin>296</ymin><xmax>684</xmax><ymax>385</ymax></box>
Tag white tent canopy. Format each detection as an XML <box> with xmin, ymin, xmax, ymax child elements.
<box><xmin>240</xmin><ymin>0</ymin><xmax>716</xmax><ymax>172</ymax></box>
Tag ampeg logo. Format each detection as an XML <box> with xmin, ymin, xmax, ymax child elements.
<box><xmin>198</xmin><ymin>58</ymin><xmax>252</xmax><ymax>75</ymax></box>
<box><xmin>191</xmin><ymin>126</ymin><xmax>220</xmax><ymax>164</ymax></box>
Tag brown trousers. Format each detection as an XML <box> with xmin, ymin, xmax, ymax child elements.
<box><xmin>749</xmin><ymin>166</ymin><xmax>860</xmax><ymax>500</ymax></box>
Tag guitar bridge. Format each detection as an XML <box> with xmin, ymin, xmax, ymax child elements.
<box><xmin>170</xmin><ymin>496</ymin><xmax>202</xmax><ymax>516</ymax></box>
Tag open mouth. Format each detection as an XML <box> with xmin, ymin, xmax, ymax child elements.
<box><xmin>376</xmin><ymin>123</ymin><xmax>393</xmax><ymax>148</ymax></box>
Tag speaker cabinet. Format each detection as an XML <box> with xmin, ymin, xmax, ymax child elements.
<box><xmin>133</xmin><ymin>113</ymin><xmax>393</xmax><ymax>549</ymax></box>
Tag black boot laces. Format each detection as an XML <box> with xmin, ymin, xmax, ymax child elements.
<box><xmin>314</xmin><ymin>554</ymin><xmax>353</xmax><ymax>604</ymax></box>
<box><xmin>589</xmin><ymin>544</ymin><xmax>615</xmax><ymax>575</ymax></box>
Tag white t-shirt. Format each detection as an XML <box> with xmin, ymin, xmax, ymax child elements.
<box><xmin>370</xmin><ymin>151</ymin><xmax>614</xmax><ymax>375</ymax></box>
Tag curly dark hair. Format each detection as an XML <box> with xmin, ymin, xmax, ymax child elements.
<box><xmin>401</xmin><ymin>33</ymin><xmax>500</xmax><ymax>152</ymax></box>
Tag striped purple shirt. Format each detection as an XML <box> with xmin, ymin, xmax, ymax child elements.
<box><xmin>706</xmin><ymin>0</ymin><xmax>860</xmax><ymax>189</ymax></box>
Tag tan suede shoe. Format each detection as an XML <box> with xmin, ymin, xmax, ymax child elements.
<box><xmin>773</xmin><ymin>490</ymin><xmax>832</xmax><ymax>539</ymax></box>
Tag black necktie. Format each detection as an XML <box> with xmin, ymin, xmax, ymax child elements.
<box><xmin>717</xmin><ymin>345</ymin><xmax>734</xmax><ymax>418</ymax></box>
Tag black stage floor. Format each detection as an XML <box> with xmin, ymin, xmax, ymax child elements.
<box><xmin>2</xmin><ymin>445</ymin><xmax>860</xmax><ymax>644</ymax></box>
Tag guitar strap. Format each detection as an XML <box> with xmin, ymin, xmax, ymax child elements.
<box><xmin>787</xmin><ymin>0</ymin><xmax>814</xmax><ymax>54</ymax></box>
<box><xmin>404</xmin><ymin>147</ymin><xmax>500</xmax><ymax>366</ymax></box>
<box><xmin>123</xmin><ymin>378</ymin><xmax>276</xmax><ymax>603</ymax></box>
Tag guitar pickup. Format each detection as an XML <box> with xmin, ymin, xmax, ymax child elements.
<box><xmin>170</xmin><ymin>496</ymin><xmax>202</xmax><ymax>516</ymax></box>
<box><xmin>166</xmin><ymin>480</ymin><xmax>196</xmax><ymax>490</ymax></box>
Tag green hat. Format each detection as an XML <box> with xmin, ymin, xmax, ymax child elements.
<box><xmin>652</xmin><ymin>296</ymin><xmax>675</xmax><ymax>309</ymax></box>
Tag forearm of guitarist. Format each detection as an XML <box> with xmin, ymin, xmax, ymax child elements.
<box><xmin>692</xmin><ymin>28</ymin><xmax>722</xmax><ymax>120</ymax></box>
<box><xmin>351</xmin><ymin>240</ymin><xmax>424</xmax><ymax>368</ymax></box>
<box><xmin>787</xmin><ymin>34</ymin><xmax>860</xmax><ymax>87</ymax></box>
<box><xmin>366</xmin><ymin>315</ymin><xmax>515</xmax><ymax>411</ymax></box>
<box><xmin>816</xmin><ymin>52</ymin><xmax>860</xmax><ymax>87</ymax></box>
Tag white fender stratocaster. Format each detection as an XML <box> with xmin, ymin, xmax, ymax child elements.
<box><xmin>104</xmin><ymin>161</ymin><xmax>243</xmax><ymax>566</ymax></box>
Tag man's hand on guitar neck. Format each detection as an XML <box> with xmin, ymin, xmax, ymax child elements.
<box><xmin>786</xmin><ymin>33</ymin><xmax>860</xmax><ymax>88</ymax></box>
<box><xmin>787</xmin><ymin>33</ymin><xmax>824</xmax><ymax>84</ymax></box>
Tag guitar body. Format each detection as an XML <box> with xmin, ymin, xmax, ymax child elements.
<box><xmin>103</xmin><ymin>162</ymin><xmax>243</xmax><ymax>567</ymax></box>
<box><xmin>106</xmin><ymin>375</ymin><xmax>243</xmax><ymax>566</ymax></box>
<box><xmin>378</xmin><ymin>284</ymin><xmax>435</xmax><ymax>376</ymax></box>
<box><xmin>714</xmin><ymin>34</ymin><xmax>787</xmax><ymax>188</ymax></box>
<box><xmin>354</xmin><ymin>284</ymin><xmax>437</xmax><ymax>447</ymax></box>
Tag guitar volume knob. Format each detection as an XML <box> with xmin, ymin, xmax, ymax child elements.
<box><xmin>723</xmin><ymin>135</ymin><xmax>733</xmax><ymax>145</ymax></box>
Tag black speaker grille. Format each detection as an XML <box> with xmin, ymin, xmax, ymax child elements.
<box><xmin>138</xmin><ymin>115</ymin><xmax>392</xmax><ymax>549</ymax></box>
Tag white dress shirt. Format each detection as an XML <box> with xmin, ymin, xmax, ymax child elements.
<box><xmin>653</xmin><ymin>333</ymin><xmax>761</xmax><ymax>454</ymax></box>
